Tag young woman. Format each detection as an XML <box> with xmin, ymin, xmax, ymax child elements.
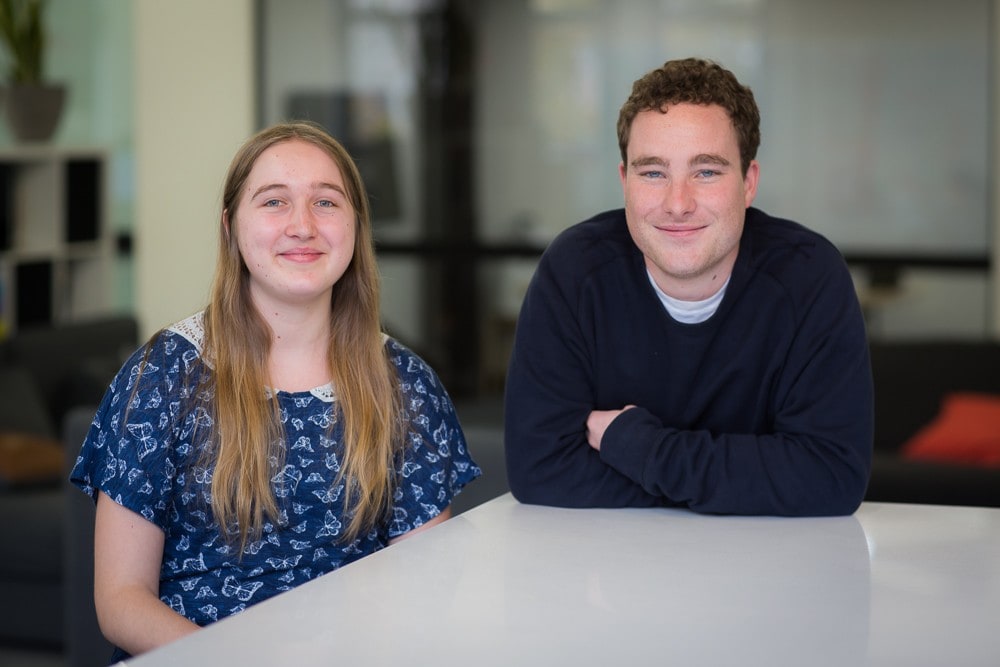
<box><xmin>70</xmin><ymin>121</ymin><xmax>480</xmax><ymax>660</ymax></box>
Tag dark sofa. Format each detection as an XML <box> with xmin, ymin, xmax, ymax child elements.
<box><xmin>0</xmin><ymin>316</ymin><xmax>137</xmax><ymax>658</ymax></box>
<box><xmin>865</xmin><ymin>339</ymin><xmax>1000</xmax><ymax>507</ymax></box>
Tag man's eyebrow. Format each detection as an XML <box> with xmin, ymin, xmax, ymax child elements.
<box><xmin>690</xmin><ymin>153</ymin><xmax>730</xmax><ymax>167</ymax></box>
<box><xmin>629</xmin><ymin>156</ymin><xmax>667</xmax><ymax>169</ymax></box>
<box><xmin>629</xmin><ymin>154</ymin><xmax>731</xmax><ymax>169</ymax></box>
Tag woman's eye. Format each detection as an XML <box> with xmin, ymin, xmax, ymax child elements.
<box><xmin>316</xmin><ymin>199</ymin><xmax>336</xmax><ymax>208</ymax></box>
<box><xmin>264</xmin><ymin>199</ymin><xmax>281</xmax><ymax>207</ymax></box>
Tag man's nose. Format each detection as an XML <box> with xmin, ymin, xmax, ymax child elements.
<box><xmin>662</xmin><ymin>181</ymin><xmax>695</xmax><ymax>217</ymax></box>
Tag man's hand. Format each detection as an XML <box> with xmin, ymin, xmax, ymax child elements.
<box><xmin>586</xmin><ymin>406</ymin><xmax>636</xmax><ymax>451</ymax></box>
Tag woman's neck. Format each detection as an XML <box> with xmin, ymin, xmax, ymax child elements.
<box><xmin>258</xmin><ymin>300</ymin><xmax>333</xmax><ymax>393</ymax></box>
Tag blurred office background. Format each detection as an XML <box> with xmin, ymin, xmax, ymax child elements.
<box><xmin>3</xmin><ymin>0</ymin><xmax>997</xmax><ymax>399</ymax></box>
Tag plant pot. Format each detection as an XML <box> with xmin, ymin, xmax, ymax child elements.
<box><xmin>2</xmin><ymin>83</ymin><xmax>66</xmax><ymax>142</ymax></box>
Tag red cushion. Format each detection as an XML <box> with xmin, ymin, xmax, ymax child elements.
<box><xmin>901</xmin><ymin>393</ymin><xmax>1000</xmax><ymax>467</ymax></box>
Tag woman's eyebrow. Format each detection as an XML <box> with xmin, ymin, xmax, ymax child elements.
<box><xmin>313</xmin><ymin>181</ymin><xmax>347</xmax><ymax>196</ymax></box>
<box><xmin>250</xmin><ymin>183</ymin><xmax>288</xmax><ymax>199</ymax></box>
<box><xmin>250</xmin><ymin>182</ymin><xmax>347</xmax><ymax>198</ymax></box>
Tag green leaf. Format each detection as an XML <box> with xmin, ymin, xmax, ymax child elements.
<box><xmin>0</xmin><ymin>0</ymin><xmax>46</xmax><ymax>84</ymax></box>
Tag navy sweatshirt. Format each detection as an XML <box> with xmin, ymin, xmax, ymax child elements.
<box><xmin>503</xmin><ymin>207</ymin><xmax>873</xmax><ymax>516</ymax></box>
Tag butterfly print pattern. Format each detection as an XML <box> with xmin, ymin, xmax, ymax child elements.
<box><xmin>70</xmin><ymin>312</ymin><xmax>480</xmax><ymax>628</ymax></box>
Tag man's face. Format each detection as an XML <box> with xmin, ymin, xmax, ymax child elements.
<box><xmin>619</xmin><ymin>103</ymin><xmax>758</xmax><ymax>301</ymax></box>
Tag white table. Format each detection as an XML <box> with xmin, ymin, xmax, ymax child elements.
<box><xmin>122</xmin><ymin>494</ymin><xmax>1000</xmax><ymax>666</ymax></box>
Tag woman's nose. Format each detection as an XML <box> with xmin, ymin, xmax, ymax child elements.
<box><xmin>286</xmin><ymin>205</ymin><xmax>316</xmax><ymax>237</ymax></box>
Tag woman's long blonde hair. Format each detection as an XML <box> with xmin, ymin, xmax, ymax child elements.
<box><xmin>203</xmin><ymin>121</ymin><xmax>402</xmax><ymax>548</ymax></box>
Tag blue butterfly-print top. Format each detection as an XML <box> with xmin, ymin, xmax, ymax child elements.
<box><xmin>70</xmin><ymin>312</ymin><xmax>480</xmax><ymax>627</ymax></box>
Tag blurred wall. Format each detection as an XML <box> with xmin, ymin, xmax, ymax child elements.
<box><xmin>133</xmin><ymin>0</ymin><xmax>256</xmax><ymax>337</ymax></box>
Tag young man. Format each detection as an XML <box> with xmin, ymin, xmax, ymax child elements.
<box><xmin>503</xmin><ymin>58</ymin><xmax>872</xmax><ymax>516</ymax></box>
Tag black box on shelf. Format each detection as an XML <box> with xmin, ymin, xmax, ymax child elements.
<box><xmin>65</xmin><ymin>159</ymin><xmax>102</xmax><ymax>243</ymax></box>
<box><xmin>15</xmin><ymin>260</ymin><xmax>53</xmax><ymax>327</ymax></box>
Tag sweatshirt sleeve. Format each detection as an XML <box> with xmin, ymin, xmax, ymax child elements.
<box><xmin>503</xmin><ymin>238</ymin><xmax>665</xmax><ymax>508</ymax></box>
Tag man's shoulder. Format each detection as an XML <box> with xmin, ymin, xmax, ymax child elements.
<box><xmin>738</xmin><ymin>208</ymin><xmax>855</xmax><ymax>308</ymax></box>
<box><xmin>743</xmin><ymin>207</ymin><xmax>843</xmax><ymax>266</ymax></box>
<box><xmin>554</xmin><ymin>207</ymin><xmax>629</xmax><ymax>241</ymax></box>
<box><xmin>545</xmin><ymin>208</ymin><xmax>636</xmax><ymax>268</ymax></box>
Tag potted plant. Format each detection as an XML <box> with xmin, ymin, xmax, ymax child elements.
<box><xmin>0</xmin><ymin>0</ymin><xmax>64</xmax><ymax>142</ymax></box>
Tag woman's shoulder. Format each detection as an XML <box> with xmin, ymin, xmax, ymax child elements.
<box><xmin>383</xmin><ymin>333</ymin><xmax>412</xmax><ymax>361</ymax></box>
<box><xmin>383</xmin><ymin>335</ymin><xmax>449</xmax><ymax>391</ymax></box>
<box><xmin>165</xmin><ymin>311</ymin><xmax>207</xmax><ymax>353</ymax></box>
<box><xmin>114</xmin><ymin>312</ymin><xmax>206</xmax><ymax>390</ymax></box>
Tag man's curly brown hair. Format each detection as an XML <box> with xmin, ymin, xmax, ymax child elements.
<box><xmin>616</xmin><ymin>58</ymin><xmax>760</xmax><ymax>176</ymax></box>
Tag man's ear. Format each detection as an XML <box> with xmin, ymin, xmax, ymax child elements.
<box><xmin>743</xmin><ymin>160</ymin><xmax>760</xmax><ymax>208</ymax></box>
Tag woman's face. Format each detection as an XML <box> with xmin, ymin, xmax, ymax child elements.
<box><xmin>231</xmin><ymin>139</ymin><xmax>356</xmax><ymax>312</ymax></box>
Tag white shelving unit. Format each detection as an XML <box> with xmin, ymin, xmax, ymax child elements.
<box><xmin>0</xmin><ymin>145</ymin><xmax>112</xmax><ymax>335</ymax></box>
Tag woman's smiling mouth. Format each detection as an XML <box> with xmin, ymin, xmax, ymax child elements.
<box><xmin>280</xmin><ymin>248</ymin><xmax>324</xmax><ymax>262</ymax></box>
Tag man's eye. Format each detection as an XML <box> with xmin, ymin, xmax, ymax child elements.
<box><xmin>696</xmin><ymin>169</ymin><xmax>720</xmax><ymax>178</ymax></box>
<box><xmin>640</xmin><ymin>170</ymin><xmax>664</xmax><ymax>179</ymax></box>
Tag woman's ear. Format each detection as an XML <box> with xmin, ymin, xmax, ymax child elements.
<box><xmin>222</xmin><ymin>209</ymin><xmax>231</xmax><ymax>240</ymax></box>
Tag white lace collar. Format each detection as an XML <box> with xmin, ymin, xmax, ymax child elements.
<box><xmin>169</xmin><ymin>311</ymin><xmax>206</xmax><ymax>350</ymax></box>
